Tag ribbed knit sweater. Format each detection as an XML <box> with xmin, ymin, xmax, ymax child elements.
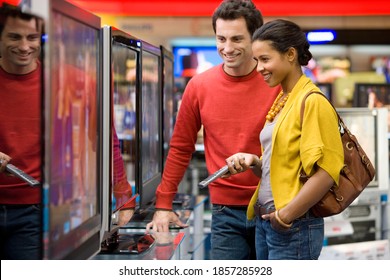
<box><xmin>0</xmin><ymin>63</ymin><xmax>41</xmax><ymax>204</ymax></box>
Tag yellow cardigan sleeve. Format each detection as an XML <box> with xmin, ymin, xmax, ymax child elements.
<box><xmin>300</xmin><ymin>95</ymin><xmax>344</xmax><ymax>185</ymax></box>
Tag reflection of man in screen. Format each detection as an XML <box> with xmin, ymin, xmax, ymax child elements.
<box><xmin>110</xmin><ymin>55</ymin><xmax>137</xmax><ymax>226</ymax></box>
<box><xmin>0</xmin><ymin>5</ymin><xmax>43</xmax><ymax>259</ymax></box>
<box><xmin>112</xmin><ymin>127</ymin><xmax>135</xmax><ymax>225</ymax></box>
<box><xmin>49</xmin><ymin>12</ymin><xmax>100</xmax><ymax>236</ymax></box>
<box><xmin>50</xmin><ymin>15</ymin><xmax>135</xmax><ymax>234</ymax></box>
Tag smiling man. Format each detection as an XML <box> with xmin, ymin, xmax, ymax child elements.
<box><xmin>0</xmin><ymin>6</ymin><xmax>41</xmax><ymax>74</ymax></box>
<box><xmin>146</xmin><ymin>0</ymin><xmax>279</xmax><ymax>260</ymax></box>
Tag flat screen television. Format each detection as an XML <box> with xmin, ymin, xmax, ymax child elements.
<box><xmin>172</xmin><ymin>45</ymin><xmax>222</xmax><ymax>78</ymax></box>
<box><xmin>101</xmin><ymin>25</ymin><xmax>141</xmax><ymax>239</ymax></box>
<box><xmin>353</xmin><ymin>83</ymin><xmax>390</xmax><ymax>133</ymax></box>
<box><xmin>160</xmin><ymin>46</ymin><xmax>176</xmax><ymax>168</ymax></box>
<box><xmin>137</xmin><ymin>40</ymin><xmax>163</xmax><ymax>211</ymax></box>
<box><xmin>34</xmin><ymin>0</ymin><xmax>102</xmax><ymax>259</ymax></box>
<box><xmin>353</xmin><ymin>83</ymin><xmax>390</xmax><ymax>108</ymax></box>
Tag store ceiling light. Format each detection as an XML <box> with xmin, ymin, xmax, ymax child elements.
<box><xmin>307</xmin><ymin>31</ymin><xmax>336</xmax><ymax>43</ymax></box>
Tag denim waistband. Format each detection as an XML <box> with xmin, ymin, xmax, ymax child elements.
<box><xmin>213</xmin><ymin>204</ymin><xmax>248</xmax><ymax>211</ymax></box>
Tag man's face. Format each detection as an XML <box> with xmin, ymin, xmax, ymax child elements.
<box><xmin>215</xmin><ymin>17</ymin><xmax>254</xmax><ymax>76</ymax></box>
<box><xmin>0</xmin><ymin>16</ymin><xmax>41</xmax><ymax>74</ymax></box>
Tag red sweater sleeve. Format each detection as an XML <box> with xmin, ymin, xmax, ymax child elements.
<box><xmin>112</xmin><ymin>126</ymin><xmax>135</xmax><ymax>209</ymax></box>
<box><xmin>155</xmin><ymin>79</ymin><xmax>201</xmax><ymax>209</ymax></box>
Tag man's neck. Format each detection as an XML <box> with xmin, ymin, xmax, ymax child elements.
<box><xmin>223</xmin><ymin>59</ymin><xmax>257</xmax><ymax>77</ymax></box>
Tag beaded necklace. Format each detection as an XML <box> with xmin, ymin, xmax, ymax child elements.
<box><xmin>265</xmin><ymin>92</ymin><xmax>289</xmax><ymax>122</ymax></box>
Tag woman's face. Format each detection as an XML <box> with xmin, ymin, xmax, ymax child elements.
<box><xmin>252</xmin><ymin>40</ymin><xmax>292</xmax><ymax>89</ymax></box>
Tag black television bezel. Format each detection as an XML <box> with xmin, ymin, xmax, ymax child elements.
<box><xmin>42</xmin><ymin>0</ymin><xmax>102</xmax><ymax>260</ymax></box>
<box><xmin>160</xmin><ymin>46</ymin><xmax>175</xmax><ymax>169</ymax></box>
<box><xmin>137</xmin><ymin>40</ymin><xmax>163</xmax><ymax>211</ymax></box>
<box><xmin>101</xmin><ymin>25</ymin><xmax>141</xmax><ymax>239</ymax></box>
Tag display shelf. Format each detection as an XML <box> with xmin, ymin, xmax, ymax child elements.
<box><xmin>324</xmin><ymin>220</ymin><xmax>354</xmax><ymax>238</ymax></box>
<box><xmin>320</xmin><ymin>239</ymin><xmax>390</xmax><ymax>260</ymax></box>
<box><xmin>186</xmin><ymin>232</ymin><xmax>208</xmax><ymax>259</ymax></box>
<box><xmin>97</xmin><ymin>194</ymin><xmax>208</xmax><ymax>260</ymax></box>
<box><xmin>95</xmin><ymin>231</ymin><xmax>185</xmax><ymax>260</ymax></box>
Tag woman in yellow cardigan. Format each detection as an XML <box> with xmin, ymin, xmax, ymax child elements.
<box><xmin>225</xmin><ymin>19</ymin><xmax>344</xmax><ymax>259</ymax></box>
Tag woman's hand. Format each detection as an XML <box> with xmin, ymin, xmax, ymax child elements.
<box><xmin>262</xmin><ymin>211</ymin><xmax>291</xmax><ymax>232</ymax></box>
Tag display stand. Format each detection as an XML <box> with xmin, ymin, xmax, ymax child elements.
<box><xmin>176</xmin><ymin>195</ymin><xmax>208</xmax><ymax>260</ymax></box>
<box><xmin>95</xmin><ymin>231</ymin><xmax>185</xmax><ymax>260</ymax></box>
<box><xmin>95</xmin><ymin>193</ymin><xmax>208</xmax><ymax>260</ymax></box>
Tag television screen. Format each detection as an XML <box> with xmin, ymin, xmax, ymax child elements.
<box><xmin>40</xmin><ymin>0</ymin><xmax>102</xmax><ymax>259</ymax></box>
<box><xmin>172</xmin><ymin>45</ymin><xmax>222</xmax><ymax>78</ymax></box>
<box><xmin>353</xmin><ymin>83</ymin><xmax>390</xmax><ymax>108</ymax></box>
<box><xmin>160</xmin><ymin>46</ymin><xmax>176</xmax><ymax>167</ymax></box>
<box><xmin>353</xmin><ymin>83</ymin><xmax>390</xmax><ymax>132</ymax></box>
<box><xmin>138</xmin><ymin>40</ymin><xmax>162</xmax><ymax>210</ymax></box>
<box><xmin>101</xmin><ymin>26</ymin><xmax>141</xmax><ymax>238</ymax></box>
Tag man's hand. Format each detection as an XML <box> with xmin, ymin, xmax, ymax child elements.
<box><xmin>145</xmin><ymin>210</ymin><xmax>188</xmax><ymax>233</ymax></box>
<box><xmin>117</xmin><ymin>209</ymin><xmax>135</xmax><ymax>226</ymax></box>
<box><xmin>0</xmin><ymin>152</ymin><xmax>11</xmax><ymax>173</ymax></box>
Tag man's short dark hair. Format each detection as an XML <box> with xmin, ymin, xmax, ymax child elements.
<box><xmin>212</xmin><ymin>0</ymin><xmax>263</xmax><ymax>36</ymax></box>
<box><xmin>0</xmin><ymin>4</ymin><xmax>43</xmax><ymax>37</ymax></box>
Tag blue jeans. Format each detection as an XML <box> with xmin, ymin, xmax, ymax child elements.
<box><xmin>211</xmin><ymin>205</ymin><xmax>256</xmax><ymax>260</ymax></box>
<box><xmin>255</xmin><ymin>213</ymin><xmax>324</xmax><ymax>260</ymax></box>
<box><xmin>0</xmin><ymin>204</ymin><xmax>42</xmax><ymax>260</ymax></box>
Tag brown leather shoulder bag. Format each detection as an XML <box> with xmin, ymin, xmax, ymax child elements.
<box><xmin>300</xmin><ymin>92</ymin><xmax>376</xmax><ymax>217</ymax></box>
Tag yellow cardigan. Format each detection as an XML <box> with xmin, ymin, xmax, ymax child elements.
<box><xmin>247</xmin><ymin>75</ymin><xmax>344</xmax><ymax>220</ymax></box>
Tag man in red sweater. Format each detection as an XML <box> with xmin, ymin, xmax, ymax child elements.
<box><xmin>146</xmin><ymin>0</ymin><xmax>279</xmax><ymax>259</ymax></box>
<box><xmin>0</xmin><ymin>5</ymin><xmax>43</xmax><ymax>259</ymax></box>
